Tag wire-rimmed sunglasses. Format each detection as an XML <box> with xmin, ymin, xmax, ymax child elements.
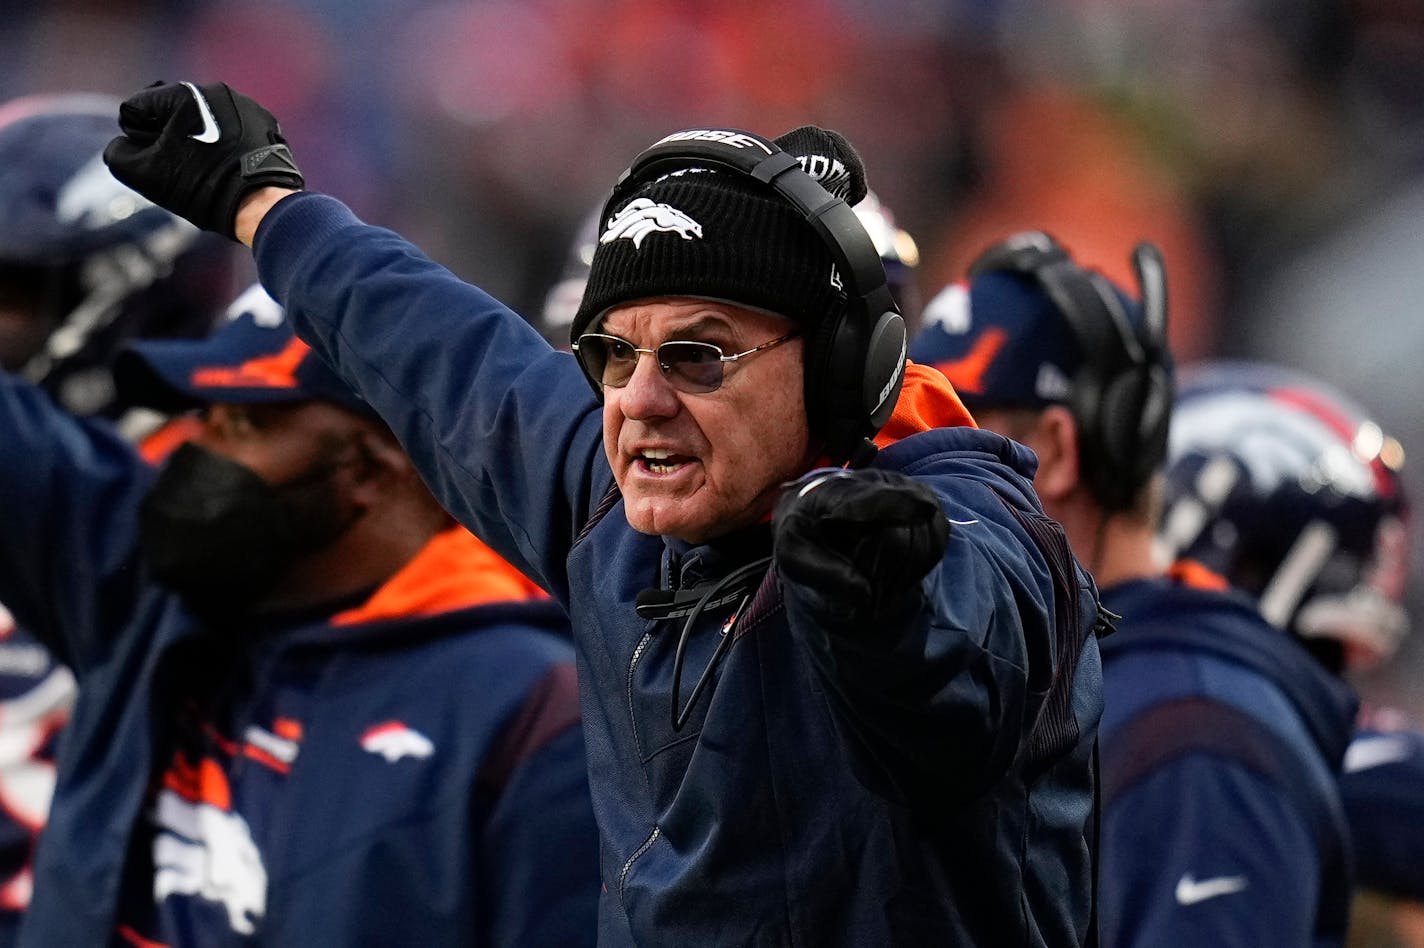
<box><xmin>572</xmin><ymin>330</ymin><xmax>799</xmax><ymax>395</ymax></box>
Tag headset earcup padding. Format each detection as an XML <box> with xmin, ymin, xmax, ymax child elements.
<box><xmin>1092</xmin><ymin>366</ymin><xmax>1170</xmax><ymax>510</ymax></box>
<box><xmin>804</xmin><ymin>306</ymin><xmax>907</xmax><ymax>462</ymax></box>
<box><xmin>804</xmin><ymin>305</ymin><xmax>858</xmax><ymax>449</ymax></box>
<box><xmin>863</xmin><ymin>311</ymin><xmax>907</xmax><ymax>430</ymax></box>
<box><xmin>1098</xmin><ymin>372</ymin><xmax>1146</xmax><ymax>467</ymax></box>
<box><xmin>1137</xmin><ymin>363</ymin><xmax>1173</xmax><ymax>475</ymax></box>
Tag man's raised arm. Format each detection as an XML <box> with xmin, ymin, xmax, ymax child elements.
<box><xmin>103</xmin><ymin>82</ymin><xmax>609</xmax><ymax>597</ymax></box>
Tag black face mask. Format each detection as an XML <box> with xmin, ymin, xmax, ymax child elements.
<box><xmin>139</xmin><ymin>441</ymin><xmax>363</xmax><ymax>617</ymax></box>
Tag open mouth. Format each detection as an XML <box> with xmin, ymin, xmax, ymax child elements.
<box><xmin>636</xmin><ymin>447</ymin><xmax>694</xmax><ymax>476</ymax></box>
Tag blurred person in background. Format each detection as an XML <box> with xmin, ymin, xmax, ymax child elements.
<box><xmin>1158</xmin><ymin>361</ymin><xmax>1424</xmax><ymax>947</ymax></box>
<box><xmin>0</xmin><ymin>92</ymin><xmax>241</xmax><ymax>430</ymax></box>
<box><xmin>851</xmin><ymin>189</ymin><xmax>924</xmax><ymax>337</ymax></box>
<box><xmin>0</xmin><ymin>91</ymin><xmax>243</xmax><ymax>946</ymax></box>
<box><xmin>911</xmin><ymin>233</ymin><xmax>1359</xmax><ymax>946</ymax></box>
<box><xmin>534</xmin><ymin>204</ymin><xmax>600</xmax><ymax>351</ymax></box>
<box><xmin>0</xmin><ymin>283</ymin><xmax>599</xmax><ymax>946</ymax></box>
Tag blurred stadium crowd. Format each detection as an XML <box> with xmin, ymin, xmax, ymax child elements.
<box><xmin>4</xmin><ymin>0</ymin><xmax>1422</xmax><ymax>711</ymax></box>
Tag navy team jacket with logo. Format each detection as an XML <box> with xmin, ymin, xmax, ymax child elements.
<box><xmin>0</xmin><ymin>372</ymin><xmax>600</xmax><ymax>947</ymax></box>
<box><xmin>1099</xmin><ymin>576</ymin><xmax>1357</xmax><ymax>948</ymax></box>
<box><xmin>249</xmin><ymin>192</ymin><xmax>1106</xmax><ymax>946</ymax></box>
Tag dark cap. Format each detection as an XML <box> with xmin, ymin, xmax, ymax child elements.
<box><xmin>909</xmin><ymin>272</ymin><xmax>1083</xmax><ymax>409</ymax></box>
<box><xmin>909</xmin><ymin>268</ymin><xmax>1148</xmax><ymax>411</ymax></box>
<box><xmin>115</xmin><ymin>283</ymin><xmax>374</xmax><ymax>417</ymax></box>
<box><xmin>570</xmin><ymin>125</ymin><xmax>868</xmax><ymax>342</ymax></box>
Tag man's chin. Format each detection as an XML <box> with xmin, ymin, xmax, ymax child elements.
<box><xmin>622</xmin><ymin>499</ymin><xmax>716</xmax><ymax>544</ymax></box>
<box><xmin>625</xmin><ymin>508</ymin><xmax>696</xmax><ymax>542</ymax></box>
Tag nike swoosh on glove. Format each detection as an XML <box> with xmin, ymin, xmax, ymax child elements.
<box><xmin>773</xmin><ymin>468</ymin><xmax>949</xmax><ymax>626</ymax></box>
<box><xmin>103</xmin><ymin>81</ymin><xmax>305</xmax><ymax>240</ymax></box>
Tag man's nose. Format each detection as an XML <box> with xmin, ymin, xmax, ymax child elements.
<box><xmin>616</xmin><ymin>350</ymin><xmax>680</xmax><ymax>419</ymax></box>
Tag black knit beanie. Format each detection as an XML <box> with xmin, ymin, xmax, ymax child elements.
<box><xmin>570</xmin><ymin>126</ymin><xmax>869</xmax><ymax>343</ymax></box>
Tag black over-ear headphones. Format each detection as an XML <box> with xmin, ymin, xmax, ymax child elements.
<box><xmin>599</xmin><ymin>129</ymin><xmax>907</xmax><ymax>466</ymax></box>
<box><xmin>967</xmin><ymin>231</ymin><xmax>1173</xmax><ymax>511</ymax></box>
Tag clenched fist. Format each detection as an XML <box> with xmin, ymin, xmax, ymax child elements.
<box><xmin>103</xmin><ymin>81</ymin><xmax>304</xmax><ymax>239</ymax></box>
<box><xmin>773</xmin><ymin>469</ymin><xmax>949</xmax><ymax>623</ymax></box>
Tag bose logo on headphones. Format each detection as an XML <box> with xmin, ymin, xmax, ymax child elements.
<box><xmin>651</xmin><ymin>129</ymin><xmax>774</xmax><ymax>153</ymax></box>
<box><xmin>874</xmin><ymin>335</ymin><xmax>908</xmax><ymax>414</ymax></box>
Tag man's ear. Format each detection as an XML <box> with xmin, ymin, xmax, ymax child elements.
<box><xmin>1029</xmin><ymin>404</ymin><xmax>1082</xmax><ymax>503</ymax></box>
<box><xmin>348</xmin><ymin>428</ymin><xmax>414</xmax><ymax>492</ymax></box>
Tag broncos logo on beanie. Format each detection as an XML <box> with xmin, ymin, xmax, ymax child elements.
<box><xmin>600</xmin><ymin>197</ymin><xmax>703</xmax><ymax>250</ymax></box>
<box><xmin>570</xmin><ymin>125</ymin><xmax>868</xmax><ymax>342</ymax></box>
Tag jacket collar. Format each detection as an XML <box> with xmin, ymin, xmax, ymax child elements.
<box><xmin>328</xmin><ymin>525</ymin><xmax>547</xmax><ymax>627</ymax></box>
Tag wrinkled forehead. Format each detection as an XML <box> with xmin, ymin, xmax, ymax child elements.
<box><xmin>597</xmin><ymin>296</ymin><xmax>795</xmax><ymax>340</ymax></box>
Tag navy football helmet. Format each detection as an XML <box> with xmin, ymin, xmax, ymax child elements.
<box><xmin>1158</xmin><ymin>360</ymin><xmax>1410</xmax><ymax>672</ymax></box>
<box><xmin>0</xmin><ymin>93</ymin><xmax>241</xmax><ymax>421</ymax></box>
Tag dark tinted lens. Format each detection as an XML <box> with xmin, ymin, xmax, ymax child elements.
<box><xmin>576</xmin><ymin>335</ymin><xmax>637</xmax><ymax>387</ymax></box>
<box><xmin>660</xmin><ymin>341</ymin><xmax>724</xmax><ymax>393</ymax></box>
<box><xmin>573</xmin><ymin>335</ymin><xmax>606</xmax><ymax>385</ymax></box>
<box><xmin>601</xmin><ymin>337</ymin><xmax>640</xmax><ymax>386</ymax></box>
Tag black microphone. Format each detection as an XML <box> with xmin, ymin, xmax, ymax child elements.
<box><xmin>635</xmin><ymin>584</ymin><xmax>750</xmax><ymax>621</ymax></box>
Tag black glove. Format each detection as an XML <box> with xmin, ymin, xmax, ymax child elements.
<box><xmin>773</xmin><ymin>469</ymin><xmax>949</xmax><ymax>622</ymax></box>
<box><xmin>102</xmin><ymin>81</ymin><xmax>305</xmax><ymax>240</ymax></box>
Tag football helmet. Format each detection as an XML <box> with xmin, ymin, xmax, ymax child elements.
<box><xmin>1158</xmin><ymin>360</ymin><xmax>1410</xmax><ymax>671</ymax></box>
<box><xmin>0</xmin><ymin>93</ymin><xmax>240</xmax><ymax>420</ymax></box>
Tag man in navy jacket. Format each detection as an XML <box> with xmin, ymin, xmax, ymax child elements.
<box><xmin>911</xmin><ymin>233</ymin><xmax>1380</xmax><ymax>947</ymax></box>
<box><xmin>0</xmin><ymin>284</ymin><xmax>599</xmax><ymax>946</ymax></box>
<box><xmin>0</xmin><ymin>93</ymin><xmax>251</xmax><ymax>945</ymax></box>
<box><xmin>1157</xmin><ymin>362</ymin><xmax>1417</xmax><ymax>945</ymax></box>
<box><xmin>102</xmin><ymin>82</ymin><xmax>1105</xmax><ymax>945</ymax></box>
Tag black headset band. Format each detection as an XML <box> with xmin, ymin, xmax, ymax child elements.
<box><xmin>1131</xmin><ymin>242</ymin><xmax>1168</xmax><ymax>346</ymax></box>
<box><xmin>968</xmin><ymin>236</ymin><xmax>1153</xmax><ymax>377</ymax></box>
<box><xmin>967</xmin><ymin>231</ymin><xmax>1171</xmax><ymax>509</ymax></box>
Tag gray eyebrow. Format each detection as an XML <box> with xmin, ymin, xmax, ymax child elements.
<box><xmin>596</xmin><ymin>316</ymin><xmax>735</xmax><ymax>347</ymax></box>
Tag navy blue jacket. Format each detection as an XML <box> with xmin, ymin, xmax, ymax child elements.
<box><xmin>1099</xmin><ymin>577</ymin><xmax>1357</xmax><ymax>948</ymax></box>
<box><xmin>1341</xmin><ymin>722</ymin><xmax>1424</xmax><ymax>901</ymax></box>
<box><xmin>0</xmin><ymin>622</ymin><xmax>72</xmax><ymax>948</ymax></box>
<box><xmin>253</xmin><ymin>192</ymin><xmax>1106</xmax><ymax>946</ymax></box>
<box><xmin>0</xmin><ymin>370</ymin><xmax>600</xmax><ymax>947</ymax></box>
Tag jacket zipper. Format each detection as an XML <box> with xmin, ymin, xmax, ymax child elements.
<box><xmin>618</xmin><ymin>825</ymin><xmax>661</xmax><ymax>896</ymax></box>
<box><xmin>626</xmin><ymin>629</ymin><xmax>655</xmax><ymax>752</ymax></box>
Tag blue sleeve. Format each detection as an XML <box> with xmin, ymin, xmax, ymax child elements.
<box><xmin>481</xmin><ymin>726</ymin><xmax>600</xmax><ymax>948</ymax></box>
<box><xmin>252</xmin><ymin>193</ymin><xmax>609</xmax><ymax>602</ymax></box>
<box><xmin>778</xmin><ymin>448</ymin><xmax>1066</xmax><ymax>801</ymax></box>
<box><xmin>1341</xmin><ymin>728</ymin><xmax>1424</xmax><ymax>900</ymax></box>
<box><xmin>1101</xmin><ymin>756</ymin><xmax>1321</xmax><ymax>948</ymax></box>
<box><xmin>0</xmin><ymin>371</ymin><xmax>150</xmax><ymax>673</ymax></box>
